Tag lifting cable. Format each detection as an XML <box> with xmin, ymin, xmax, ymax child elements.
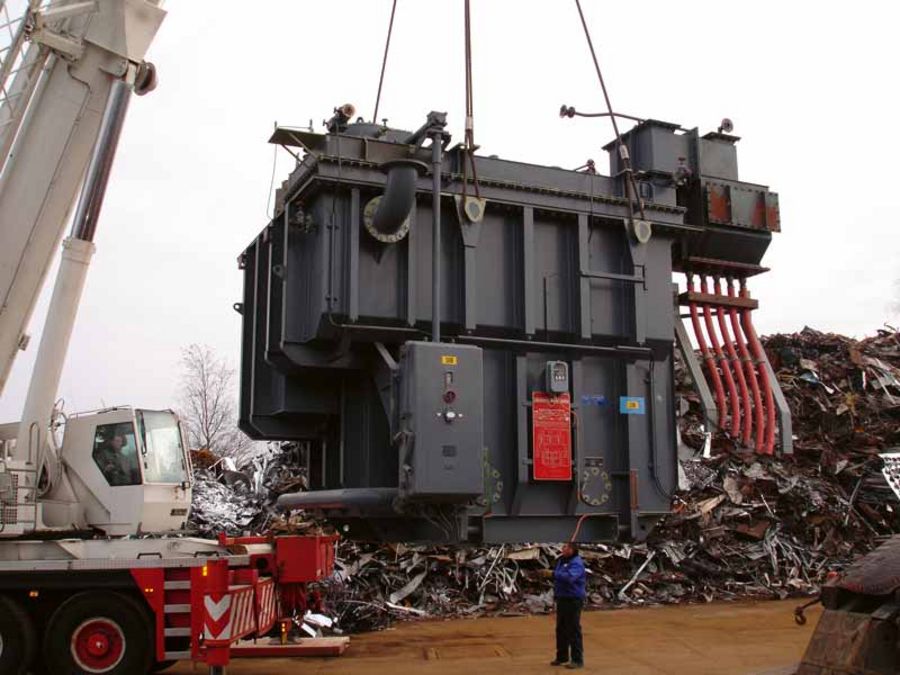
<box><xmin>573</xmin><ymin>0</ymin><xmax>645</xmax><ymax>221</ymax></box>
<box><xmin>461</xmin><ymin>0</ymin><xmax>481</xmax><ymax>201</ymax></box>
<box><xmin>371</xmin><ymin>0</ymin><xmax>481</xmax><ymax>201</ymax></box>
<box><xmin>372</xmin><ymin>0</ymin><xmax>398</xmax><ymax>123</ymax></box>
<box><xmin>572</xmin><ymin>2</ymin><xmax>667</xmax><ymax>494</ymax></box>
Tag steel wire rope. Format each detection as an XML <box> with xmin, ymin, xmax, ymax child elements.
<box><xmin>265</xmin><ymin>140</ymin><xmax>277</xmax><ymax>219</ymax></box>
<box><xmin>573</xmin><ymin>1</ymin><xmax>673</xmax><ymax>501</ymax></box>
<box><xmin>460</xmin><ymin>0</ymin><xmax>481</xmax><ymax>208</ymax></box>
<box><xmin>572</xmin><ymin>0</ymin><xmax>644</xmax><ymax>222</ymax></box>
<box><xmin>372</xmin><ymin>0</ymin><xmax>398</xmax><ymax>123</ymax></box>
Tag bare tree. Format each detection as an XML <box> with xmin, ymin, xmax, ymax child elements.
<box><xmin>177</xmin><ymin>344</ymin><xmax>250</xmax><ymax>457</ymax></box>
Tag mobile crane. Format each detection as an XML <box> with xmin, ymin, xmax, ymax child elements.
<box><xmin>0</xmin><ymin>2</ymin><xmax>341</xmax><ymax>673</ymax></box>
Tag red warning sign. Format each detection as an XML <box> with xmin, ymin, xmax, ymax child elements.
<box><xmin>532</xmin><ymin>392</ymin><xmax>572</xmax><ymax>481</ymax></box>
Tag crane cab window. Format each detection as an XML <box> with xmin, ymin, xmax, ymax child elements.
<box><xmin>92</xmin><ymin>423</ymin><xmax>142</xmax><ymax>486</ymax></box>
<box><xmin>137</xmin><ymin>411</ymin><xmax>188</xmax><ymax>484</ymax></box>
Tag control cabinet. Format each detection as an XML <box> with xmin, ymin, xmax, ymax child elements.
<box><xmin>398</xmin><ymin>342</ymin><xmax>484</xmax><ymax>502</ymax></box>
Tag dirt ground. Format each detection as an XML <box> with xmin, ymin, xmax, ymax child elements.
<box><xmin>172</xmin><ymin>599</ymin><xmax>820</xmax><ymax>674</ymax></box>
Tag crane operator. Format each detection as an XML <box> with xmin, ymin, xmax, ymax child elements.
<box><xmin>92</xmin><ymin>424</ymin><xmax>141</xmax><ymax>486</ymax></box>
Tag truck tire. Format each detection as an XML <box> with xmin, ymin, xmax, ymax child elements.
<box><xmin>0</xmin><ymin>595</ymin><xmax>37</xmax><ymax>675</ymax></box>
<box><xmin>43</xmin><ymin>591</ymin><xmax>153</xmax><ymax>675</ymax></box>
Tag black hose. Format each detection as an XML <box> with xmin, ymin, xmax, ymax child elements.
<box><xmin>371</xmin><ymin>159</ymin><xmax>425</xmax><ymax>236</ymax></box>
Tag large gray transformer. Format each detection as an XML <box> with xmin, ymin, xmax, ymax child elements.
<box><xmin>238</xmin><ymin>110</ymin><xmax>782</xmax><ymax>543</ymax></box>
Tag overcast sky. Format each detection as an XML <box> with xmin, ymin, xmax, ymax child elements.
<box><xmin>2</xmin><ymin>0</ymin><xmax>898</xmax><ymax>423</ymax></box>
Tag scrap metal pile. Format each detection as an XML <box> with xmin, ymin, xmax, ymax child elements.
<box><xmin>189</xmin><ymin>327</ymin><xmax>900</xmax><ymax>633</ymax></box>
<box><xmin>189</xmin><ymin>444</ymin><xmax>310</xmax><ymax>536</ymax></box>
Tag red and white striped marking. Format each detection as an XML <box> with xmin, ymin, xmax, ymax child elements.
<box><xmin>204</xmin><ymin>587</ymin><xmax>257</xmax><ymax>643</ymax></box>
<box><xmin>257</xmin><ymin>580</ymin><xmax>277</xmax><ymax>634</ymax></box>
<box><xmin>204</xmin><ymin>582</ymin><xmax>278</xmax><ymax>645</ymax></box>
<box><xmin>229</xmin><ymin>587</ymin><xmax>257</xmax><ymax>640</ymax></box>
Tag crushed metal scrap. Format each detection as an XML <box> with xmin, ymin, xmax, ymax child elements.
<box><xmin>189</xmin><ymin>443</ymin><xmax>310</xmax><ymax>537</ymax></box>
<box><xmin>189</xmin><ymin>327</ymin><xmax>900</xmax><ymax>634</ymax></box>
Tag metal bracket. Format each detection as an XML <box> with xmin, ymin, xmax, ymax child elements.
<box><xmin>762</xmin><ymin>356</ymin><xmax>794</xmax><ymax>455</ymax></box>
<box><xmin>674</xmin><ymin>288</ymin><xmax>718</xmax><ymax>432</ymax></box>
<box><xmin>100</xmin><ymin>58</ymin><xmax>130</xmax><ymax>79</ymax></box>
<box><xmin>373</xmin><ymin>342</ymin><xmax>399</xmax><ymax>437</ymax></box>
<box><xmin>629</xmin><ymin>219</ymin><xmax>652</xmax><ymax>244</ymax></box>
<box><xmin>406</xmin><ymin>110</ymin><xmax>451</xmax><ymax>149</ymax></box>
<box><xmin>374</xmin><ymin>341</ymin><xmax>399</xmax><ymax>372</ymax></box>
<box><xmin>455</xmin><ymin>195</ymin><xmax>486</xmax><ymax>226</ymax></box>
<box><xmin>34</xmin><ymin>0</ymin><xmax>97</xmax><ymax>23</ymax></box>
<box><xmin>29</xmin><ymin>1</ymin><xmax>98</xmax><ymax>61</ymax></box>
<box><xmin>580</xmin><ymin>266</ymin><xmax>645</xmax><ymax>289</ymax></box>
<box><xmin>29</xmin><ymin>26</ymin><xmax>85</xmax><ymax>61</ymax></box>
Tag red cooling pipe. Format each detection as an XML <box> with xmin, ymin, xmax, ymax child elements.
<box><xmin>701</xmin><ymin>275</ymin><xmax>739</xmax><ymax>438</ymax></box>
<box><xmin>715</xmin><ymin>276</ymin><xmax>749</xmax><ymax>444</ymax></box>
<box><xmin>740</xmin><ymin>279</ymin><xmax>776</xmax><ymax>455</ymax></box>
<box><xmin>687</xmin><ymin>275</ymin><xmax>727</xmax><ymax>430</ymax></box>
<box><xmin>728</xmin><ymin>278</ymin><xmax>761</xmax><ymax>450</ymax></box>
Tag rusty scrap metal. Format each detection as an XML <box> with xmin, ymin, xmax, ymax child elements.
<box><xmin>188</xmin><ymin>327</ymin><xmax>900</xmax><ymax>635</ymax></box>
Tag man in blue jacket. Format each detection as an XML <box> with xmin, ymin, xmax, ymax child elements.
<box><xmin>550</xmin><ymin>542</ymin><xmax>586</xmax><ymax>669</ymax></box>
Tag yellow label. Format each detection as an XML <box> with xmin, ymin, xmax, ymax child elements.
<box><xmin>441</xmin><ymin>355</ymin><xmax>458</xmax><ymax>365</ymax></box>
<box><xmin>626</xmin><ymin>400</ymin><xmax>640</xmax><ymax>410</ymax></box>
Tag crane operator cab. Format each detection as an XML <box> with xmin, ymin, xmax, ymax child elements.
<box><xmin>37</xmin><ymin>407</ymin><xmax>193</xmax><ymax>536</ymax></box>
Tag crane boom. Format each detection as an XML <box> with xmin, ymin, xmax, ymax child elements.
<box><xmin>0</xmin><ymin>0</ymin><xmax>165</xmax><ymax>395</ymax></box>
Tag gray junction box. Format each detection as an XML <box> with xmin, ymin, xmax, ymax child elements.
<box><xmin>398</xmin><ymin>342</ymin><xmax>484</xmax><ymax>502</ymax></box>
<box><xmin>237</xmin><ymin>110</ymin><xmax>782</xmax><ymax>544</ymax></box>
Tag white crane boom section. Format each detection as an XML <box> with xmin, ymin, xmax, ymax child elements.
<box><xmin>0</xmin><ymin>0</ymin><xmax>165</xmax><ymax>395</ymax></box>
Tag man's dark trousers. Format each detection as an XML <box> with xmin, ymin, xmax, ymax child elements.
<box><xmin>555</xmin><ymin>597</ymin><xmax>583</xmax><ymax>664</ymax></box>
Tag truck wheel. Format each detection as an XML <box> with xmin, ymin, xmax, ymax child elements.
<box><xmin>43</xmin><ymin>591</ymin><xmax>152</xmax><ymax>674</ymax></box>
<box><xmin>0</xmin><ymin>595</ymin><xmax>37</xmax><ymax>675</ymax></box>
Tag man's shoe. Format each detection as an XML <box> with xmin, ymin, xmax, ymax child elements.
<box><xmin>550</xmin><ymin>659</ymin><xmax>568</xmax><ymax>666</ymax></box>
<box><xmin>565</xmin><ymin>662</ymin><xmax>584</xmax><ymax>670</ymax></box>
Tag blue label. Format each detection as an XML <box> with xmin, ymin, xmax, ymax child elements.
<box><xmin>619</xmin><ymin>396</ymin><xmax>645</xmax><ymax>415</ymax></box>
<box><xmin>580</xmin><ymin>394</ymin><xmax>608</xmax><ymax>407</ymax></box>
